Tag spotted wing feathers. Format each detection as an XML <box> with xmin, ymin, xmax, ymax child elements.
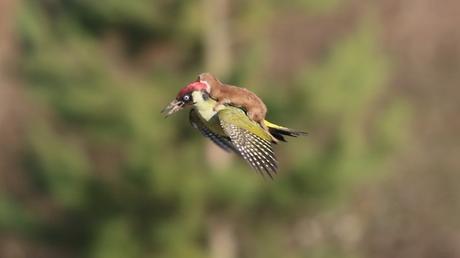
<box><xmin>220</xmin><ymin>120</ymin><xmax>278</xmax><ymax>178</ymax></box>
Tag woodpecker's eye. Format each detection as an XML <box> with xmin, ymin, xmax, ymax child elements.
<box><xmin>182</xmin><ymin>94</ymin><xmax>191</xmax><ymax>102</ymax></box>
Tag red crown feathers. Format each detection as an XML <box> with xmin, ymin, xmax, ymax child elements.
<box><xmin>176</xmin><ymin>81</ymin><xmax>207</xmax><ymax>99</ymax></box>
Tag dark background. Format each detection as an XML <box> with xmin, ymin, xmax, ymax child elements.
<box><xmin>0</xmin><ymin>0</ymin><xmax>459</xmax><ymax>257</ymax></box>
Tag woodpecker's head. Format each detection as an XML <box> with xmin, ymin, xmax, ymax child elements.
<box><xmin>161</xmin><ymin>81</ymin><xmax>208</xmax><ymax>117</ymax></box>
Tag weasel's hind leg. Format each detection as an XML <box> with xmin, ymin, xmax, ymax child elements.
<box><xmin>247</xmin><ymin>110</ymin><xmax>278</xmax><ymax>143</ymax></box>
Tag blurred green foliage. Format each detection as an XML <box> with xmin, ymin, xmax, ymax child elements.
<box><xmin>0</xmin><ymin>0</ymin><xmax>409</xmax><ymax>258</ymax></box>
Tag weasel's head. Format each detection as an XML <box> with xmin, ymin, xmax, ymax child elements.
<box><xmin>197</xmin><ymin>72</ymin><xmax>219</xmax><ymax>93</ymax></box>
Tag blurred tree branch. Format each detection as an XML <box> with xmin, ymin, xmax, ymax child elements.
<box><xmin>0</xmin><ymin>0</ymin><xmax>25</xmax><ymax>190</ymax></box>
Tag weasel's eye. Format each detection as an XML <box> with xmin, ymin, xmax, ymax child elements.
<box><xmin>183</xmin><ymin>95</ymin><xmax>190</xmax><ymax>102</ymax></box>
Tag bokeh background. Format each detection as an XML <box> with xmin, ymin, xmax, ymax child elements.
<box><xmin>1</xmin><ymin>0</ymin><xmax>459</xmax><ymax>257</ymax></box>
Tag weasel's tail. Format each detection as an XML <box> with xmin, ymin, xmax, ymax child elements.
<box><xmin>264</xmin><ymin>120</ymin><xmax>308</xmax><ymax>142</ymax></box>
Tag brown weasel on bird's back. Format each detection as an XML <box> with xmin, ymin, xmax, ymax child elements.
<box><xmin>197</xmin><ymin>73</ymin><xmax>274</xmax><ymax>140</ymax></box>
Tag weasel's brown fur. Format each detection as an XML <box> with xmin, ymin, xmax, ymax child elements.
<box><xmin>198</xmin><ymin>73</ymin><xmax>275</xmax><ymax>141</ymax></box>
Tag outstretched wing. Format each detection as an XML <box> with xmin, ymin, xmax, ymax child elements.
<box><xmin>218</xmin><ymin>108</ymin><xmax>278</xmax><ymax>178</ymax></box>
<box><xmin>189</xmin><ymin>109</ymin><xmax>237</xmax><ymax>153</ymax></box>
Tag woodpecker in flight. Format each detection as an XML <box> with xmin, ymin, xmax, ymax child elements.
<box><xmin>161</xmin><ymin>81</ymin><xmax>307</xmax><ymax>178</ymax></box>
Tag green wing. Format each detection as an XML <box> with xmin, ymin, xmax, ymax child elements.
<box><xmin>218</xmin><ymin>108</ymin><xmax>278</xmax><ymax>177</ymax></box>
<box><xmin>189</xmin><ymin>109</ymin><xmax>237</xmax><ymax>153</ymax></box>
<box><xmin>218</xmin><ymin>108</ymin><xmax>273</xmax><ymax>142</ymax></box>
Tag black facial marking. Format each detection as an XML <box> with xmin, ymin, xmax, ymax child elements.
<box><xmin>202</xmin><ymin>91</ymin><xmax>210</xmax><ymax>101</ymax></box>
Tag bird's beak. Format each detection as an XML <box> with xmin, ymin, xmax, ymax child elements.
<box><xmin>161</xmin><ymin>99</ymin><xmax>185</xmax><ymax>117</ymax></box>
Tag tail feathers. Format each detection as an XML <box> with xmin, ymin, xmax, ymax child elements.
<box><xmin>264</xmin><ymin>120</ymin><xmax>308</xmax><ymax>142</ymax></box>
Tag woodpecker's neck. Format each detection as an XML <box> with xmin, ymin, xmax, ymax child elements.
<box><xmin>191</xmin><ymin>91</ymin><xmax>224</xmax><ymax>121</ymax></box>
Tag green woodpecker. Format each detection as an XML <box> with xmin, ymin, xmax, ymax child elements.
<box><xmin>162</xmin><ymin>82</ymin><xmax>307</xmax><ymax>178</ymax></box>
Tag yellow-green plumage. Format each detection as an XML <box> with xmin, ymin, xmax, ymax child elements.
<box><xmin>190</xmin><ymin>92</ymin><xmax>270</xmax><ymax>139</ymax></box>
